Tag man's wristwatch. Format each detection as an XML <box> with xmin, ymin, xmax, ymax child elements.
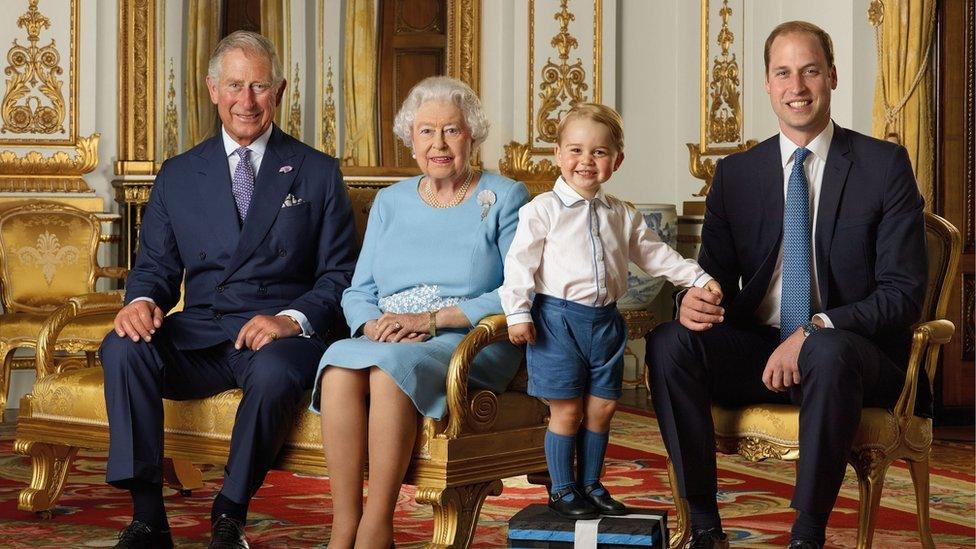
<box><xmin>801</xmin><ymin>321</ymin><xmax>822</xmax><ymax>338</ymax></box>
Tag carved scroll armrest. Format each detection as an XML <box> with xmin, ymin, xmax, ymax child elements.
<box><xmin>97</xmin><ymin>266</ymin><xmax>129</xmax><ymax>280</ymax></box>
<box><xmin>442</xmin><ymin>314</ymin><xmax>512</xmax><ymax>439</ymax></box>
<box><xmin>893</xmin><ymin>319</ymin><xmax>955</xmax><ymax>423</ymax></box>
<box><xmin>35</xmin><ymin>291</ymin><xmax>124</xmax><ymax>379</ymax></box>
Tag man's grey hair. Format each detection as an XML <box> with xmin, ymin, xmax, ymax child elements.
<box><xmin>393</xmin><ymin>76</ymin><xmax>490</xmax><ymax>150</ymax></box>
<box><xmin>208</xmin><ymin>30</ymin><xmax>284</xmax><ymax>87</ymax></box>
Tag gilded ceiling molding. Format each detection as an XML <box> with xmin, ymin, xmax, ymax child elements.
<box><xmin>287</xmin><ymin>64</ymin><xmax>302</xmax><ymax>138</ymax></box>
<box><xmin>321</xmin><ymin>58</ymin><xmax>337</xmax><ymax>157</ymax></box>
<box><xmin>688</xmin><ymin>0</ymin><xmax>755</xmax><ymax>198</ymax></box>
<box><xmin>1</xmin><ymin>0</ymin><xmax>78</xmax><ymax>146</ymax></box>
<box><xmin>116</xmin><ymin>0</ymin><xmax>156</xmax><ymax>176</ymax></box>
<box><xmin>163</xmin><ymin>59</ymin><xmax>179</xmax><ymax>160</ymax></box>
<box><xmin>0</xmin><ymin>133</ymin><xmax>98</xmax><ymax>192</ymax></box>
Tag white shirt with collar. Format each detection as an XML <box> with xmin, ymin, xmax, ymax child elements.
<box><xmin>755</xmin><ymin>121</ymin><xmax>834</xmax><ymax>329</ymax></box>
<box><xmin>133</xmin><ymin>124</ymin><xmax>314</xmax><ymax>337</ymax></box>
<box><xmin>501</xmin><ymin>177</ymin><xmax>711</xmax><ymax>325</ymax></box>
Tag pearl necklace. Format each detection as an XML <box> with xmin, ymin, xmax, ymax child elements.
<box><xmin>421</xmin><ymin>170</ymin><xmax>474</xmax><ymax>208</ymax></box>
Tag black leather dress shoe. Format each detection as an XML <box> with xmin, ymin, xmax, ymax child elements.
<box><xmin>582</xmin><ymin>483</ymin><xmax>628</xmax><ymax>515</ymax></box>
<box><xmin>209</xmin><ymin>514</ymin><xmax>249</xmax><ymax>549</ymax></box>
<box><xmin>113</xmin><ymin>520</ymin><xmax>173</xmax><ymax>549</ymax></box>
<box><xmin>787</xmin><ymin>539</ymin><xmax>823</xmax><ymax>549</ymax></box>
<box><xmin>688</xmin><ymin>527</ymin><xmax>730</xmax><ymax>549</ymax></box>
<box><xmin>547</xmin><ymin>486</ymin><xmax>599</xmax><ymax>519</ymax></box>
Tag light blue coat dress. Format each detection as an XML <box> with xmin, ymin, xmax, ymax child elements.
<box><xmin>310</xmin><ymin>172</ymin><xmax>529</xmax><ymax>419</ymax></box>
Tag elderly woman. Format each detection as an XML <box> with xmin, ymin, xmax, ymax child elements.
<box><xmin>310</xmin><ymin>76</ymin><xmax>528</xmax><ymax>547</ymax></box>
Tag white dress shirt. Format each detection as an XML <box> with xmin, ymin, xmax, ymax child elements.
<box><xmin>133</xmin><ymin>125</ymin><xmax>313</xmax><ymax>337</ymax></box>
<box><xmin>501</xmin><ymin>177</ymin><xmax>711</xmax><ymax>325</ymax></box>
<box><xmin>755</xmin><ymin>121</ymin><xmax>834</xmax><ymax>329</ymax></box>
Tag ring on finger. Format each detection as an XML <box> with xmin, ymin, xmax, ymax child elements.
<box><xmin>269</xmin><ymin>331</ymin><xmax>278</xmax><ymax>341</ymax></box>
<box><xmin>393</xmin><ymin>321</ymin><xmax>402</xmax><ymax>330</ymax></box>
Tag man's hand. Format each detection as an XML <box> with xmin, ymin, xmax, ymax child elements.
<box><xmin>114</xmin><ymin>300</ymin><xmax>164</xmax><ymax>342</ymax></box>
<box><xmin>704</xmin><ymin>279</ymin><xmax>723</xmax><ymax>299</ymax></box>
<box><xmin>762</xmin><ymin>328</ymin><xmax>804</xmax><ymax>392</ymax></box>
<box><xmin>508</xmin><ymin>322</ymin><xmax>536</xmax><ymax>345</ymax></box>
<box><xmin>678</xmin><ymin>286</ymin><xmax>725</xmax><ymax>332</ymax></box>
<box><xmin>235</xmin><ymin>315</ymin><xmax>302</xmax><ymax>351</ymax></box>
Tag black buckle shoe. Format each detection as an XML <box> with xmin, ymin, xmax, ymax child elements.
<box><xmin>688</xmin><ymin>527</ymin><xmax>729</xmax><ymax>549</ymax></box>
<box><xmin>787</xmin><ymin>539</ymin><xmax>823</xmax><ymax>549</ymax></box>
<box><xmin>547</xmin><ymin>486</ymin><xmax>599</xmax><ymax>519</ymax></box>
<box><xmin>209</xmin><ymin>514</ymin><xmax>249</xmax><ymax>549</ymax></box>
<box><xmin>113</xmin><ymin>520</ymin><xmax>174</xmax><ymax>549</ymax></box>
<box><xmin>581</xmin><ymin>483</ymin><xmax>628</xmax><ymax>515</ymax></box>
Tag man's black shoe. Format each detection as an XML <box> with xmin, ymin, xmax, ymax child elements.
<box><xmin>688</xmin><ymin>527</ymin><xmax>729</xmax><ymax>549</ymax></box>
<box><xmin>787</xmin><ymin>539</ymin><xmax>823</xmax><ymax>549</ymax></box>
<box><xmin>113</xmin><ymin>520</ymin><xmax>173</xmax><ymax>549</ymax></box>
<box><xmin>547</xmin><ymin>486</ymin><xmax>599</xmax><ymax>519</ymax></box>
<box><xmin>582</xmin><ymin>483</ymin><xmax>628</xmax><ymax>515</ymax></box>
<box><xmin>209</xmin><ymin>514</ymin><xmax>249</xmax><ymax>549</ymax></box>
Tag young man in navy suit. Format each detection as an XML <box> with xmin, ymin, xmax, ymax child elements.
<box><xmin>646</xmin><ymin>21</ymin><xmax>927</xmax><ymax>549</ymax></box>
<box><xmin>100</xmin><ymin>31</ymin><xmax>357</xmax><ymax>548</ymax></box>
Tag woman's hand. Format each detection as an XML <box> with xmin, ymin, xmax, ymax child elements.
<box><xmin>366</xmin><ymin>312</ymin><xmax>430</xmax><ymax>343</ymax></box>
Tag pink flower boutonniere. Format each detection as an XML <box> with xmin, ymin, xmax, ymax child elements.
<box><xmin>279</xmin><ymin>165</ymin><xmax>293</xmax><ymax>174</ymax></box>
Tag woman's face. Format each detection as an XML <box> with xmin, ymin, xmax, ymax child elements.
<box><xmin>411</xmin><ymin>100</ymin><xmax>472</xmax><ymax>184</ymax></box>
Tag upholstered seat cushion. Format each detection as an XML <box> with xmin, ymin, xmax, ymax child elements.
<box><xmin>711</xmin><ymin>404</ymin><xmax>903</xmax><ymax>454</ymax></box>
<box><xmin>0</xmin><ymin>312</ymin><xmax>115</xmax><ymax>346</ymax></box>
<box><xmin>28</xmin><ymin>367</ymin><xmax>546</xmax><ymax>453</ymax></box>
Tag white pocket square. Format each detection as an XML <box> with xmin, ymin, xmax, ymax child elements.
<box><xmin>282</xmin><ymin>194</ymin><xmax>306</xmax><ymax>207</ymax></box>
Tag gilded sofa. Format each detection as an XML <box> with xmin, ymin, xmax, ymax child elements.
<box><xmin>14</xmin><ymin>183</ymin><xmax>550</xmax><ymax>549</ymax></box>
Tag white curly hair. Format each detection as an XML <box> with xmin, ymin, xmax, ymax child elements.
<box><xmin>393</xmin><ymin>76</ymin><xmax>490</xmax><ymax>150</ymax></box>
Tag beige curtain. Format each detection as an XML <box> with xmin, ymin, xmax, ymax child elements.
<box><xmin>185</xmin><ymin>0</ymin><xmax>222</xmax><ymax>145</ymax></box>
<box><xmin>870</xmin><ymin>0</ymin><xmax>937</xmax><ymax>208</ymax></box>
<box><xmin>260</xmin><ymin>0</ymin><xmax>287</xmax><ymax>128</ymax></box>
<box><xmin>342</xmin><ymin>0</ymin><xmax>378</xmax><ymax>166</ymax></box>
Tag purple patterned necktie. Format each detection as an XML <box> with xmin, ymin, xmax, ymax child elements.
<box><xmin>232</xmin><ymin>147</ymin><xmax>255</xmax><ymax>222</ymax></box>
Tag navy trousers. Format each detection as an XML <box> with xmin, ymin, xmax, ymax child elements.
<box><xmin>100</xmin><ymin>327</ymin><xmax>324</xmax><ymax>503</ymax></box>
<box><xmin>645</xmin><ymin>320</ymin><xmax>904</xmax><ymax>515</ymax></box>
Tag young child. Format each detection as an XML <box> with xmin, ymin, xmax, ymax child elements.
<box><xmin>500</xmin><ymin>103</ymin><xmax>722</xmax><ymax>519</ymax></box>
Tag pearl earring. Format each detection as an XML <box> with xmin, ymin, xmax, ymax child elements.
<box><xmin>411</xmin><ymin>153</ymin><xmax>416</xmax><ymax>159</ymax></box>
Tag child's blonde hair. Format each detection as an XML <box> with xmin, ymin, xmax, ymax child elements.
<box><xmin>555</xmin><ymin>102</ymin><xmax>625</xmax><ymax>152</ymax></box>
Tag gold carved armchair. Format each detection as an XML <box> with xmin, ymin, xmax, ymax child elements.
<box><xmin>665</xmin><ymin>212</ymin><xmax>961</xmax><ymax>549</ymax></box>
<box><xmin>0</xmin><ymin>201</ymin><xmax>126</xmax><ymax>421</ymax></box>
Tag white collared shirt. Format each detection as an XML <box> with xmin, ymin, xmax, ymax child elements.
<box><xmin>755</xmin><ymin>121</ymin><xmax>834</xmax><ymax>329</ymax></box>
<box><xmin>501</xmin><ymin>177</ymin><xmax>711</xmax><ymax>325</ymax></box>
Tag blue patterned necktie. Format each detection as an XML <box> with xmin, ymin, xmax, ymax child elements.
<box><xmin>780</xmin><ymin>147</ymin><xmax>811</xmax><ymax>341</ymax></box>
<box><xmin>232</xmin><ymin>147</ymin><xmax>255</xmax><ymax>222</ymax></box>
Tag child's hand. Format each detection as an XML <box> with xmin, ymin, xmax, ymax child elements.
<box><xmin>704</xmin><ymin>279</ymin><xmax>723</xmax><ymax>300</ymax></box>
<box><xmin>508</xmin><ymin>322</ymin><xmax>537</xmax><ymax>345</ymax></box>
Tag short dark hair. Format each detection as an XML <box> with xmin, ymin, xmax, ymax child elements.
<box><xmin>764</xmin><ymin>21</ymin><xmax>835</xmax><ymax>73</ymax></box>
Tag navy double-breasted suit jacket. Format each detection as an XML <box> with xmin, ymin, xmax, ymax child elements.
<box><xmin>701</xmin><ymin>124</ymin><xmax>929</xmax><ymax>412</ymax></box>
<box><xmin>124</xmin><ymin>125</ymin><xmax>358</xmax><ymax>350</ymax></box>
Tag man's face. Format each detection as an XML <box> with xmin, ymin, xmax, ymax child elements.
<box><xmin>206</xmin><ymin>48</ymin><xmax>284</xmax><ymax>146</ymax></box>
<box><xmin>764</xmin><ymin>31</ymin><xmax>837</xmax><ymax>145</ymax></box>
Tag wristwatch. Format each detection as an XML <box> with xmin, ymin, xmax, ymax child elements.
<box><xmin>801</xmin><ymin>321</ymin><xmax>822</xmax><ymax>338</ymax></box>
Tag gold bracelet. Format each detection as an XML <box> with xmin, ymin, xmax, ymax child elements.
<box><xmin>428</xmin><ymin>310</ymin><xmax>437</xmax><ymax>338</ymax></box>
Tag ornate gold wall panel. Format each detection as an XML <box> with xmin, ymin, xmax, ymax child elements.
<box><xmin>447</xmin><ymin>0</ymin><xmax>481</xmax><ymax>99</ymax></box>
<box><xmin>0</xmin><ymin>133</ymin><xmax>98</xmax><ymax>192</ymax></box>
<box><xmin>116</xmin><ymin>0</ymin><xmax>155</xmax><ymax>176</ymax></box>
<box><xmin>320</xmin><ymin>57</ymin><xmax>337</xmax><ymax>157</ymax></box>
<box><xmin>0</xmin><ymin>0</ymin><xmax>78</xmax><ymax>146</ymax></box>
<box><xmin>286</xmin><ymin>64</ymin><xmax>302</xmax><ymax>138</ymax></box>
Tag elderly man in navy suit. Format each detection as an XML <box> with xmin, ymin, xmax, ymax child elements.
<box><xmin>100</xmin><ymin>31</ymin><xmax>356</xmax><ymax>549</ymax></box>
<box><xmin>646</xmin><ymin>21</ymin><xmax>927</xmax><ymax>549</ymax></box>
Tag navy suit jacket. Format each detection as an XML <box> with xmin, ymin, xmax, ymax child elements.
<box><xmin>701</xmin><ymin>124</ymin><xmax>929</xmax><ymax>411</ymax></box>
<box><xmin>125</xmin><ymin>125</ymin><xmax>357</xmax><ymax>350</ymax></box>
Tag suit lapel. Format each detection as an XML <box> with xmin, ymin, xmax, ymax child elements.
<box><xmin>221</xmin><ymin>126</ymin><xmax>303</xmax><ymax>281</ymax></box>
<box><xmin>815</xmin><ymin>124</ymin><xmax>853</xmax><ymax>308</ymax></box>
<box><xmin>757</xmin><ymin>137</ymin><xmax>785</xmax><ymax>262</ymax></box>
<box><xmin>192</xmin><ymin>135</ymin><xmax>240</xmax><ymax>252</ymax></box>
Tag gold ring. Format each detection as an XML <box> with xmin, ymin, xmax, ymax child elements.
<box><xmin>393</xmin><ymin>322</ymin><xmax>402</xmax><ymax>330</ymax></box>
<box><xmin>269</xmin><ymin>332</ymin><xmax>278</xmax><ymax>341</ymax></box>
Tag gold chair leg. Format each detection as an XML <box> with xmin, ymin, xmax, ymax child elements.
<box><xmin>416</xmin><ymin>479</ymin><xmax>503</xmax><ymax>549</ymax></box>
<box><xmin>0</xmin><ymin>343</ymin><xmax>14</xmax><ymax>423</ymax></box>
<box><xmin>163</xmin><ymin>457</ymin><xmax>204</xmax><ymax>494</ymax></box>
<box><xmin>851</xmin><ymin>449</ymin><xmax>890</xmax><ymax>549</ymax></box>
<box><xmin>666</xmin><ymin>457</ymin><xmax>691</xmax><ymax>549</ymax></box>
<box><xmin>906</xmin><ymin>457</ymin><xmax>936</xmax><ymax>549</ymax></box>
<box><xmin>13</xmin><ymin>439</ymin><xmax>79</xmax><ymax>515</ymax></box>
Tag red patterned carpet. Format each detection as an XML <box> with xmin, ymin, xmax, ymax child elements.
<box><xmin>0</xmin><ymin>405</ymin><xmax>972</xmax><ymax>548</ymax></box>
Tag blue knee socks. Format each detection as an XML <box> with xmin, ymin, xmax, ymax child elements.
<box><xmin>576</xmin><ymin>429</ymin><xmax>610</xmax><ymax>495</ymax></box>
<box><xmin>545</xmin><ymin>430</ymin><xmax>576</xmax><ymax>497</ymax></box>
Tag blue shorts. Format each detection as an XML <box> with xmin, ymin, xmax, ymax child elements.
<box><xmin>526</xmin><ymin>294</ymin><xmax>628</xmax><ymax>400</ymax></box>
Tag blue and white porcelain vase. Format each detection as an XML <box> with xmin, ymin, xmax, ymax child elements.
<box><xmin>618</xmin><ymin>203</ymin><xmax>678</xmax><ymax>310</ymax></box>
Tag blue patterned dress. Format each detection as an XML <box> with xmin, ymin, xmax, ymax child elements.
<box><xmin>310</xmin><ymin>172</ymin><xmax>529</xmax><ymax>419</ymax></box>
